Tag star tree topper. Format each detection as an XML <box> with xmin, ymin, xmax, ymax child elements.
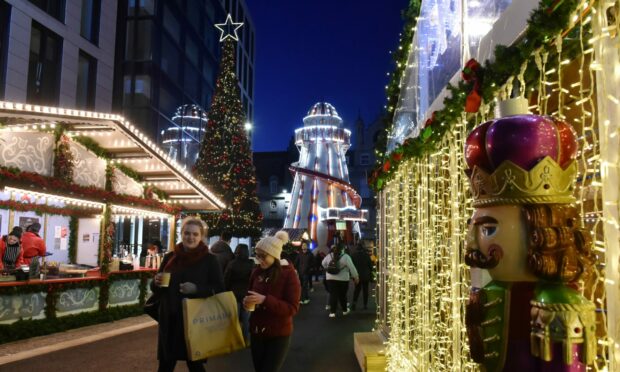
<box><xmin>215</xmin><ymin>14</ymin><xmax>244</xmax><ymax>42</ymax></box>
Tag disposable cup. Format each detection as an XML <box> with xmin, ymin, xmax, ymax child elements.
<box><xmin>245</xmin><ymin>302</ymin><xmax>255</xmax><ymax>312</ymax></box>
<box><xmin>160</xmin><ymin>272</ymin><xmax>171</xmax><ymax>287</ymax></box>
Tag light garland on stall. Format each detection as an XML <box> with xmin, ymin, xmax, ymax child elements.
<box><xmin>0</xmin><ymin>100</ymin><xmax>226</xmax><ymax>210</ymax></box>
<box><xmin>4</xmin><ymin>186</ymin><xmax>105</xmax><ymax>210</ymax></box>
<box><xmin>110</xmin><ymin>204</ymin><xmax>172</xmax><ymax>219</ymax></box>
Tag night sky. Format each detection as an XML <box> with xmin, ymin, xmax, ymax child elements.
<box><xmin>244</xmin><ymin>0</ymin><xmax>409</xmax><ymax>152</ymax></box>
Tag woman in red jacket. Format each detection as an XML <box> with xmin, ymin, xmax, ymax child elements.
<box><xmin>0</xmin><ymin>227</ymin><xmax>25</xmax><ymax>271</ymax></box>
<box><xmin>243</xmin><ymin>231</ymin><xmax>301</xmax><ymax>372</ymax></box>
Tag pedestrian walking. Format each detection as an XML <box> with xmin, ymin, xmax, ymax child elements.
<box><xmin>322</xmin><ymin>244</ymin><xmax>359</xmax><ymax>318</ymax></box>
<box><xmin>224</xmin><ymin>243</ymin><xmax>255</xmax><ymax>345</ymax></box>
<box><xmin>210</xmin><ymin>230</ymin><xmax>234</xmax><ymax>273</ymax></box>
<box><xmin>151</xmin><ymin>217</ymin><xmax>224</xmax><ymax>372</ymax></box>
<box><xmin>243</xmin><ymin>231</ymin><xmax>301</xmax><ymax>372</ymax></box>
<box><xmin>351</xmin><ymin>243</ymin><xmax>374</xmax><ymax>310</ymax></box>
<box><xmin>293</xmin><ymin>241</ymin><xmax>313</xmax><ymax>304</ymax></box>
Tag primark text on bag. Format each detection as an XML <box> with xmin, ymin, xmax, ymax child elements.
<box><xmin>182</xmin><ymin>291</ymin><xmax>245</xmax><ymax>361</ymax></box>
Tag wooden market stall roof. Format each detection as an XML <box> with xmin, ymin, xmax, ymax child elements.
<box><xmin>0</xmin><ymin>101</ymin><xmax>225</xmax><ymax>212</ymax></box>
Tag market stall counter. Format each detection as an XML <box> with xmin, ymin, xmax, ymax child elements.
<box><xmin>0</xmin><ymin>268</ymin><xmax>157</xmax><ymax>344</ymax></box>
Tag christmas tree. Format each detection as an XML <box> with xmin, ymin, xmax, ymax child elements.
<box><xmin>194</xmin><ymin>21</ymin><xmax>262</xmax><ymax>239</ymax></box>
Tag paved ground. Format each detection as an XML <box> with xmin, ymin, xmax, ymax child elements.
<box><xmin>0</xmin><ymin>280</ymin><xmax>376</xmax><ymax>372</ymax></box>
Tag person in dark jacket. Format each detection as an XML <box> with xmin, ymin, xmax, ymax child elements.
<box><xmin>210</xmin><ymin>230</ymin><xmax>234</xmax><ymax>272</ymax></box>
<box><xmin>224</xmin><ymin>243</ymin><xmax>255</xmax><ymax>344</ymax></box>
<box><xmin>243</xmin><ymin>231</ymin><xmax>301</xmax><ymax>372</ymax></box>
<box><xmin>293</xmin><ymin>241</ymin><xmax>313</xmax><ymax>304</ymax></box>
<box><xmin>351</xmin><ymin>243</ymin><xmax>374</xmax><ymax>310</ymax></box>
<box><xmin>151</xmin><ymin>217</ymin><xmax>224</xmax><ymax>372</ymax></box>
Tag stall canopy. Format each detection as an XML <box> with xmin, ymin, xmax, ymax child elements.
<box><xmin>0</xmin><ymin>101</ymin><xmax>225</xmax><ymax>212</ymax></box>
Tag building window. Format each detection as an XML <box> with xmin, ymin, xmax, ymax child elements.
<box><xmin>76</xmin><ymin>50</ymin><xmax>97</xmax><ymax>109</ymax></box>
<box><xmin>128</xmin><ymin>0</ymin><xmax>154</xmax><ymax>16</ymax></box>
<box><xmin>133</xmin><ymin>74</ymin><xmax>151</xmax><ymax>106</ymax></box>
<box><xmin>29</xmin><ymin>0</ymin><xmax>65</xmax><ymax>22</ymax></box>
<box><xmin>161</xmin><ymin>34</ymin><xmax>180</xmax><ymax>81</ymax></box>
<box><xmin>163</xmin><ymin>6</ymin><xmax>181</xmax><ymax>44</ymax></box>
<box><xmin>360</xmin><ymin>153</ymin><xmax>370</xmax><ymax>166</ymax></box>
<box><xmin>126</xmin><ymin>20</ymin><xmax>152</xmax><ymax>60</ymax></box>
<box><xmin>80</xmin><ymin>0</ymin><xmax>100</xmax><ymax>44</ymax></box>
<box><xmin>27</xmin><ymin>22</ymin><xmax>62</xmax><ymax>106</ymax></box>
<box><xmin>269</xmin><ymin>176</ymin><xmax>278</xmax><ymax>195</ymax></box>
<box><xmin>0</xmin><ymin>1</ymin><xmax>10</xmax><ymax>99</ymax></box>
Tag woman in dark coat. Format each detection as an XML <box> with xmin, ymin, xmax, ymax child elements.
<box><xmin>224</xmin><ymin>243</ymin><xmax>255</xmax><ymax>344</ymax></box>
<box><xmin>151</xmin><ymin>217</ymin><xmax>224</xmax><ymax>372</ymax></box>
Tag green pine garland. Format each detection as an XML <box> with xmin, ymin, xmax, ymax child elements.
<box><xmin>68</xmin><ymin>216</ymin><xmax>79</xmax><ymax>264</ymax></box>
<box><xmin>370</xmin><ymin>0</ymin><xmax>586</xmax><ymax>191</ymax></box>
<box><xmin>374</xmin><ymin>0</ymin><xmax>422</xmax><ymax>165</ymax></box>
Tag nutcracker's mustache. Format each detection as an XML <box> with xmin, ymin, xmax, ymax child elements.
<box><xmin>464</xmin><ymin>248</ymin><xmax>500</xmax><ymax>269</ymax></box>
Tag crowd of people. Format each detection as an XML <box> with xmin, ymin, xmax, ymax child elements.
<box><xmin>150</xmin><ymin>218</ymin><xmax>376</xmax><ymax>372</ymax></box>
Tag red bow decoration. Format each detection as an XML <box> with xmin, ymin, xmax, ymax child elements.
<box><xmin>424</xmin><ymin>111</ymin><xmax>437</xmax><ymax>128</ymax></box>
<box><xmin>383</xmin><ymin>160</ymin><xmax>391</xmax><ymax>172</ymax></box>
<box><xmin>462</xmin><ymin>59</ymin><xmax>482</xmax><ymax>113</ymax></box>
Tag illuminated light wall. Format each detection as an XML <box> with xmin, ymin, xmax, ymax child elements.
<box><xmin>284</xmin><ymin>102</ymin><xmax>366</xmax><ymax>251</ymax></box>
<box><xmin>381</xmin><ymin>118</ymin><xmax>476</xmax><ymax>371</ymax></box>
<box><xmin>592</xmin><ymin>1</ymin><xmax>620</xmax><ymax>368</ymax></box>
<box><xmin>378</xmin><ymin>1</ymin><xmax>619</xmax><ymax>370</ymax></box>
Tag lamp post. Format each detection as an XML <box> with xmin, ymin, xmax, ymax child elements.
<box><xmin>244</xmin><ymin>121</ymin><xmax>253</xmax><ymax>146</ymax></box>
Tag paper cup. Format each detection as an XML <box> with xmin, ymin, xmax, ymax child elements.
<box><xmin>160</xmin><ymin>272</ymin><xmax>171</xmax><ymax>287</ymax></box>
<box><xmin>245</xmin><ymin>302</ymin><xmax>255</xmax><ymax>312</ymax></box>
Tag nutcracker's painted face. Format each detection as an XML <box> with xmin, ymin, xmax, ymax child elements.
<box><xmin>466</xmin><ymin>205</ymin><xmax>537</xmax><ymax>282</ymax></box>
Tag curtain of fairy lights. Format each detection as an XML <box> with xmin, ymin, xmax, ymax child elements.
<box><xmin>383</xmin><ymin>117</ymin><xmax>477</xmax><ymax>371</ymax></box>
<box><xmin>379</xmin><ymin>1</ymin><xmax>618</xmax><ymax>370</ymax></box>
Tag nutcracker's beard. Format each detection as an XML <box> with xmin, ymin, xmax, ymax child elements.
<box><xmin>465</xmin><ymin>244</ymin><xmax>503</xmax><ymax>269</ymax></box>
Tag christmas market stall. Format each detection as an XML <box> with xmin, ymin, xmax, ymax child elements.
<box><xmin>0</xmin><ymin>101</ymin><xmax>225</xmax><ymax>343</ymax></box>
<box><xmin>363</xmin><ymin>0</ymin><xmax>620</xmax><ymax>371</ymax></box>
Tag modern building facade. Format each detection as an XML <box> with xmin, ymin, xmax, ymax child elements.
<box><xmin>112</xmin><ymin>0</ymin><xmax>255</xmax><ymax>166</ymax></box>
<box><xmin>112</xmin><ymin>0</ymin><xmax>224</xmax><ymax>147</ymax></box>
<box><xmin>0</xmin><ymin>0</ymin><xmax>117</xmax><ymax>111</ymax></box>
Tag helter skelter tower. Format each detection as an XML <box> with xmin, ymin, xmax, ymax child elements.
<box><xmin>284</xmin><ymin>102</ymin><xmax>368</xmax><ymax>252</ymax></box>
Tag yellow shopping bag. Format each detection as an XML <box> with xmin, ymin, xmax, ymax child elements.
<box><xmin>182</xmin><ymin>291</ymin><xmax>246</xmax><ymax>361</ymax></box>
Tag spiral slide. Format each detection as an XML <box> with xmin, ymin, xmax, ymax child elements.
<box><xmin>289</xmin><ymin>163</ymin><xmax>362</xmax><ymax>208</ymax></box>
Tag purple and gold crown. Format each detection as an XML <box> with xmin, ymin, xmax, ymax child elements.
<box><xmin>464</xmin><ymin>115</ymin><xmax>578</xmax><ymax>207</ymax></box>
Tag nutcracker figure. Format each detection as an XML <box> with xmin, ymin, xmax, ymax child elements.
<box><xmin>463</xmin><ymin>114</ymin><xmax>596</xmax><ymax>371</ymax></box>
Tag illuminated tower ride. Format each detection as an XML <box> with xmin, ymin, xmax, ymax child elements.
<box><xmin>284</xmin><ymin>102</ymin><xmax>368</xmax><ymax>252</ymax></box>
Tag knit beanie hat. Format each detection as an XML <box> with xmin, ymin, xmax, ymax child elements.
<box><xmin>256</xmin><ymin>231</ymin><xmax>289</xmax><ymax>260</ymax></box>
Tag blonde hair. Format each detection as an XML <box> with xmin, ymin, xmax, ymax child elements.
<box><xmin>180</xmin><ymin>217</ymin><xmax>208</xmax><ymax>238</ymax></box>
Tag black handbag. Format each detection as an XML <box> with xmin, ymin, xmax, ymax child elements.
<box><xmin>144</xmin><ymin>292</ymin><xmax>160</xmax><ymax>321</ymax></box>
